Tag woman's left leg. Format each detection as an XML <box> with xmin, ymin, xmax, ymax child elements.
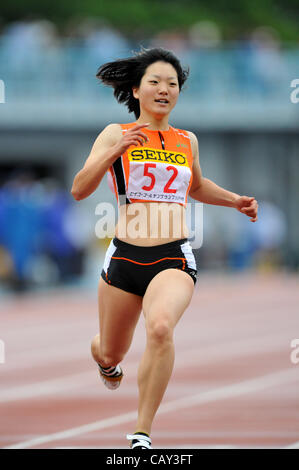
<box><xmin>135</xmin><ymin>268</ymin><xmax>195</xmax><ymax>436</ymax></box>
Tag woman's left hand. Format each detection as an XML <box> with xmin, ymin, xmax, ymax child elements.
<box><xmin>235</xmin><ymin>196</ymin><xmax>259</xmax><ymax>222</ymax></box>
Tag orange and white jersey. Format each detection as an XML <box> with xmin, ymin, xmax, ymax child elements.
<box><xmin>107</xmin><ymin>122</ymin><xmax>193</xmax><ymax>207</ymax></box>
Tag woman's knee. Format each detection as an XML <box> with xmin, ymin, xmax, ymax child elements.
<box><xmin>96</xmin><ymin>347</ymin><xmax>124</xmax><ymax>367</ymax></box>
<box><xmin>91</xmin><ymin>334</ymin><xmax>124</xmax><ymax>366</ymax></box>
<box><xmin>100</xmin><ymin>351</ymin><xmax>124</xmax><ymax>367</ymax></box>
<box><xmin>91</xmin><ymin>334</ymin><xmax>100</xmax><ymax>362</ymax></box>
<box><xmin>146</xmin><ymin>315</ymin><xmax>174</xmax><ymax>346</ymax></box>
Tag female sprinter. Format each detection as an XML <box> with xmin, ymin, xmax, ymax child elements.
<box><xmin>71</xmin><ymin>47</ymin><xmax>258</xmax><ymax>449</ymax></box>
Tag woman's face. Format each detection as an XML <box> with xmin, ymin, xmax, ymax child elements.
<box><xmin>133</xmin><ymin>61</ymin><xmax>180</xmax><ymax>117</ymax></box>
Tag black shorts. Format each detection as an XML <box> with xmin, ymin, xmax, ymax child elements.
<box><xmin>101</xmin><ymin>237</ymin><xmax>197</xmax><ymax>297</ymax></box>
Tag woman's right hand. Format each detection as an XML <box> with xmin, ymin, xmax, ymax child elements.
<box><xmin>71</xmin><ymin>123</ymin><xmax>151</xmax><ymax>200</ymax></box>
<box><xmin>113</xmin><ymin>123</ymin><xmax>150</xmax><ymax>156</ymax></box>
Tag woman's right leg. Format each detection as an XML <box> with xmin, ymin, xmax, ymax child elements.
<box><xmin>91</xmin><ymin>277</ymin><xmax>143</xmax><ymax>367</ymax></box>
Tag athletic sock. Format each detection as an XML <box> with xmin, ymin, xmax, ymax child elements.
<box><xmin>98</xmin><ymin>363</ymin><xmax>122</xmax><ymax>377</ymax></box>
<box><xmin>132</xmin><ymin>431</ymin><xmax>150</xmax><ymax>446</ymax></box>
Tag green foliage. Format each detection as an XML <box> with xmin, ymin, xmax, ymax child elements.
<box><xmin>1</xmin><ymin>0</ymin><xmax>299</xmax><ymax>41</ymax></box>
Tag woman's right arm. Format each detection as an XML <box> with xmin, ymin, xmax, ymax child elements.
<box><xmin>71</xmin><ymin>124</ymin><xmax>121</xmax><ymax>201</ymax></box>
<box><xmin>71</xmin><ymin>123</ymin><xmax>149</xmax><ymax>201</ymax></box>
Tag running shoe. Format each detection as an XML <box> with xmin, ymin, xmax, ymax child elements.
<box><xmin>98</xmin><ymin>363</ymin><xmax>123</xmax><ymax>390</ymax></box>
<box><xmin>127</xmin><ymin>433</ymin><xmax>152</xmax><ymax>449</ymax></box>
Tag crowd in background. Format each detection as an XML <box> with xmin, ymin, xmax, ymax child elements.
<box><xmin>0</xmin><ymin>171</ymin><xmax>93</xmax><ymax>292</ymax></box>
<box><xmin>0</xmin><ymin>15</ymin><xmax>293</xmax><ymax>52</ymax></box>
<box><xmin>0</xmin><ymin>170</ymin><xmax>287</xmax><ymax>294</ymax></box>
<box><xmin>0</xmin><ymin>16</ymin><xmax>294</xmax><ymax>100</ymax></box>
<box><xmin>0</xmin><ymin>17</ymin><xmax>294</xmax><ymax>293</ymax></box>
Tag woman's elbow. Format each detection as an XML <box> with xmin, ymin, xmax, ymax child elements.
<box><xmin>71</xmin><ymin>189</ymin><xmax>82</xmax><ymax>201</ymax></box>
<box><xmin>189</xmin><ymin>178</ymin><xmax>205</xmax><ymax>199</ymax></box>
<box><xmin>71</xmin><ymin>178</ymin><xmax>82</xmax><ymax>201</ymax></box>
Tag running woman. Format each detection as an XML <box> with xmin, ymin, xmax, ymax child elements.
<box><xmin>71</xmin><ymin>47</ymin><xmax>258</xmax><ymax>449</ymax></box>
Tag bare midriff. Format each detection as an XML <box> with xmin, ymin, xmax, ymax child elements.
<box><xmin>115</xmin><ymin>201</ymin><xmax>189</xmax><ymax>246</ymax></box>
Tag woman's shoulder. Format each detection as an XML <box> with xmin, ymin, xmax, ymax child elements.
<box><xmin>103</xmin><ymin>122</ymin><xmax>136</xmax><ymax>135</ymax></box>
<box><xmin>186</xmin><ymin>131</ymin><xmax>199</xmax><ymax>157</ymax></box>
<box><xmin>91</xmin><ymin>123</ymin><xmax>123</xmax><ymax>149</ymax></box>
<box><xmin>97</xmin><ymin>121</ymin><xmax>137</xmax><ymax>146</ymax></box>
<box><xmin>99</xmin><ymin>123</ymin><xmax>129</xmax><ymax>143</ymax></box>
<box><xmin>172</xmin><ymin>126</ymin><xmax>198</xmax><ymax>151</ymax></box>
<box><xmin>186</xmin><ymin>130</ymin><xmax>198</xmax><ymax>144</ymax></box>
<box><xmin>172</xmin><ymin>127</ymin><xmax>198</xmax><ymax>158</ymax></box>
<box><xmin>172</xmin><ymin>126</ymin><xmax>196</xmax><ymax>140</ymax></box>
<box><xmin>102</xmin><ymin>123</ymin><xmax>123</xmax><ymax>135</ymax></box>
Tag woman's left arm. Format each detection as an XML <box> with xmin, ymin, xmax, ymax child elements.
<box><xmin>188</xmin><ymin>132</ymin><xmax>259</xmax><ymax>223</ymax></box>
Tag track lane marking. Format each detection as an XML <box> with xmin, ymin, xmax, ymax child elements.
<box><xmin>284</xmin><ymin>441</ymin><xmax>299</xmax><ymax>449</ymax></box>
<box><xmin>0</xmin><ymin>332</ymin><xmax>289</xmax><ymax>403</ymax></box>
<box><xmin>3</xmin><ymin>367</ymin><xmax>298</xmax><ymax>449</ymax></box>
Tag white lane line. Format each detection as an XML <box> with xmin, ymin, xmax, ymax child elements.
<box><xmin>3</xmin><ymin>367</ymin><xmax>298</xmax><ymax>449</ymax></box>
<box><xmin>284</xmin><ymin>441</ymin><xmax>299</xmax><ymax>449</ymax></box>
<box><xmin>3</xmin><ymin>411</ymin><xmax>138</xmax><ymax>450</ymax></box>
<box><xmin>0</xmin><ymin>362</ymin><xmax>140</xmax><ymax>403</ymax></box>
<box><xmin>0</xmin><ymin>332</ymin><xmax>288</xmax><ymax>403</ymax></box>
<box><xmin>0</xmin><ymin>371</ymin><xmax>93</xmax><ymax>403</ymax></box>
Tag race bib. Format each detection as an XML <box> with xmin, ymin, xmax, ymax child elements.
<box><xmin>127</xmin><ymin>147</ymin><xmax>192</xmax><ymax>204</ymax></box>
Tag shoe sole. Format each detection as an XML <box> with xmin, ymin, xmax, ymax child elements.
<box><xmin>99</xmin><ymin>368</ymin><xmax>123</xmax><ymax>390</ymax></box>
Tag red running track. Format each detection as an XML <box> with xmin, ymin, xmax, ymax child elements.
<box><xmin>0</xmin><ymin>272</ymin><xmax>299</xmax><ymax>449</ymax></box>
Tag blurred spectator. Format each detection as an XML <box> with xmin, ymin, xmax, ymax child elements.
<box><xmin>184</xmin><ymin>22</ymin><xmax>225</xmax><ymax>97</ymax></box>
<box><xmin>2</xmin><ymin>17</ymin><xmax>58</xmax><ymax>71</ymax></box>
<box><xmin>61</xmin><ymin>17</ymin><xmax>131</xmax><ymax>92</ymax></box>
<box><xmin>249</xmin><ymin>26</ymin><xmax>288</xmax><ymax>95</ymax></box>
<box><xmin>0</xmin><ymin>246</ymin><xmax>14</xmax><ymax>281</ymax></box>
<box><xmin>0</xmin><ymin>171</ymin><xmax>44</xmax><ymax>291</ymax></box>
<box><xmin>78</xmin><ymin>17</ymin><xmax>130</xmax><ymax>62</ymax></box>
<box><xmin>39</xmin><ymin>178</ymin><xmax>84</xmax><ymax>282</ymax></box>
<box><xmin>188</xmin><ymin>21</ymin><xmax>222</xmax><ymax>49</ymax></box>
<box><xmin>251</xmin><ymin>200</ymin><xmax>287</xmax><ymax>272</ymax></box>
<box><xmin>0</xmin><ymin>172</ymin><xmax>88</xmax><ymax>293</ymax></box>
<box><xmin>222</xmin><ymin>200</ymin><xmax>287</xmax><ymax>271</ymax></box>
<box><xmin>149</xmin><ymin>29</ymin><xmax>188</xmax><ymax>57</ymax></box>
<box><xmin>232</xmin><ymin>26</ymin><xmax>287</xmax><ymax>97</ymax></box>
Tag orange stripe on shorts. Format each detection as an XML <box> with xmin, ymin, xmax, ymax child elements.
<box><xmin>111</xmin><ymin>256</ymin><xmax>186</xmax><ymax>270</ymax></box>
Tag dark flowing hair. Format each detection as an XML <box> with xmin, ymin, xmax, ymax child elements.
<box><xmin>96</xmin><ymin>47</ymin><xmax>189</xmax><ymax>119</ymax></box>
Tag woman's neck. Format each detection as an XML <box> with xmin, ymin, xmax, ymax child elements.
<box><xmin>136</xmin><ymin>114</ymin><xmax>170</xmax><ymax>131</ymax></box>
